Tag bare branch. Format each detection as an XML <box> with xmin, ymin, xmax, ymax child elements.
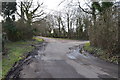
<box><xmin>58</xmin><ymin>0</ymin><xmax>65</xmax><ymax>6</ymax></box>
<box><xmin>32</xmin><ymin>3</ymin><xmax>43</xmax><ymax>14</ymax></box>
<box><xmin>84</xmin><ymin>0</ymin><xmax>92</xmax><ymax>10</ymax></box>
<box><xmin>27</xmin><ymin>0</ymin><xmax>33</xmax><ymax>9</ymax></box>
<box><xmin>16</xmin><ymin>11</ymin><xmax>27</xmax><ymax>21</ymax></box>
<box><xmin>32</xmin><ymin>12</ymin><xmax>44</xmax><ymax>18</ymax></box>
<box><xmin>78</xmin><ymin>1</ymin><xmax>92</xmax><ymax>14</ymax></box>
<box><xmin>16</xmin><ymin>11</ymin><xmax>21</xmax><ymax>17</ymax></box>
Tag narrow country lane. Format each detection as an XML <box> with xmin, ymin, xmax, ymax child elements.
<box><xmin>19</xmin><ymin>37</ymin><xmax>118</xmax><ymax>78</ymax></box>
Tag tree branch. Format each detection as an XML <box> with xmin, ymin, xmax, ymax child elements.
<box><xmin>84</xmin><ymin>1</ymin><xmax>92</xmax><ymax>10</ymax></box>
<box><xmin>78</xmin><ymin>1</ymin><xmax>92</xmax><ymax>14</ymax></box>
<box><xmin>32</xmin><ymin>12</ymin><xmax>44</xmax><ymax>18</ymax></box>
<box><xmin>16</xmin><ymin>11</ymin><xmax>27</xmax><ymax>21</ymax></box>
<box><xmin>16</xmin><ymin>11</ymin><xmax>21</xmax><ymax>17</ymax></box>
<box><xmin>32</xmin><ymin>3</ymin><xmax>43</xmax><ymax>14</ymax></box>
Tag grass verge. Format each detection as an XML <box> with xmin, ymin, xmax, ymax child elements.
<box><xmin>2</xmin><ymin>38</ymin><xmax>43</xmax><ymax>78</ymax></box>
<box><xmin>83</xmin><ymin>42</ymin><xmax>118</xmax><ymax>64</ymax></box>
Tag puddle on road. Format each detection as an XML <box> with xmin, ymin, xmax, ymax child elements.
<box><xmin>67</xmin><ymin>46</ymin><xmax>89</xmax><ymax>60</ymax></box>
<box><xmin>34</xmin><ymin>42</ymin><xmax>47</xmax><ymax>60</ymax></box>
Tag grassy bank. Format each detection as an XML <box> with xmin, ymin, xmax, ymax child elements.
<box><xmin>83</xmin><ymin>42</ymin><xmax>118</xmax><ymax>64</ymax></box>
<box><xmin>2</xmin><ymin>37</ymin><xmax>43</xmax><ymax>78</ymax></box>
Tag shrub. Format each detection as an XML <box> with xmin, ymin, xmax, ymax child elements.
<box><xmin>2</xmin><ymin>18</ymin><xmax>20</xmax><ymax>41</ymax></box>
<box><xmin>83</xmin><ymin>42</ymin><xmax>118</xmax><ymax>64</ymax></box>
<box><xmin>3</xmin><ymin>19</ymin><xmax>35</xmax><ymax>42</ymax></box>
<box><xmin>15</xmin><ymin>21</ymin><xmax>34</xmax><ymax>40</ymax></box>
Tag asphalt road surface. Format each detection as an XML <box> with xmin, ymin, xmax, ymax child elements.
<box><xmin>19</xmin><ymin>37</ymin><xmax>118</xmax><ymax>78</ymax></box>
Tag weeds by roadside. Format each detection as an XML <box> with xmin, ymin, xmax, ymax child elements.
<box><xmin>83</xmin><ymin>42</ymin><xmax>118</xmax><ymax>64</ymax></box>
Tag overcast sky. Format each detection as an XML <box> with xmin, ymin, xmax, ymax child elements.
<box><xmin>0</xmin><ymin>0</ymin><xmax>118</xmax><ymax>21</ymax></box>
<box><xmin>16</xmin><ymin>0</ymin><xmax>86</xmax><ymax>13</ymax></box>
<box><xmin>41</xmin><ymin>0</ymin><xmax>85</xmax><ymax>11</ymax></box>
<box><xmin>0</xmin><ymin>0</ymin><xmax>87</xmax><ymax>21</ymax></box>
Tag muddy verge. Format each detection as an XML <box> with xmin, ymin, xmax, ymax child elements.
<box><xmin>5</xmin><ymin>42</ymin><xmax>47</xmax><ymax>79</ymax></box>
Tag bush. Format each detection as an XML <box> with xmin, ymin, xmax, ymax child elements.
<box><xmin>15</xmin><ymin>21</ymin><xmax>34</xmax><ymax>40</ymax></box>
<box><xmin>83</xmin><ymin>42</ymin><xmax>118</xmax><ymax>64</ymax></box>
<box><xmin>3</xmin><ymin>18</ymin><xmax>18</xmax><ymax>41</ymax></box>
<box><xmin>3</xmin><ymin>19</ymin><xmax>35</xmax><ymax>42</ymax></box>
<box><xmin>88</xmin><ymin>6</ymin><xmax>118</xmax><ymax>57</ymax></box>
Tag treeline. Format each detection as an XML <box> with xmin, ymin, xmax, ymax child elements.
<box><xmin>33</xmin><ymin>11</ymin><xmax>90</xmax><ymax>40</ymax></box>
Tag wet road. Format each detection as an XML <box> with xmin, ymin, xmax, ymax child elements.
<box><xmin>19</xmin><ymin>37</ymin><xmax>118</xmax><ymax>78</ymax></box>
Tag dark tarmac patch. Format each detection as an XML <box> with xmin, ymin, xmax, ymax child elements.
<box><xmin>42</xmin><ymin>60</ymin><xmax>85</xmax><ymax>78</ymax></box>
<box><xmin>98</xmin><ymin>74</ymin><xmax>118</xmax><ymax>80</ymax></box>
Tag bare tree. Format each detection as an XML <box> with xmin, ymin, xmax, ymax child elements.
<box><xmin>17</xmin><ymin>0</ymin><xmax>44</xmax><ymax>25</ymax></box>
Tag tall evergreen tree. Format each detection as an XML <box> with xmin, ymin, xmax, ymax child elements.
<box><xmin>2</xmin><ymin>2</ymin><xmax>17</xmax><ymax>19</ymax></box>
<box><xmin>2</xmin><ymin>2</ymin><xmax>17</xmax><ymax>41</ymax></box>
